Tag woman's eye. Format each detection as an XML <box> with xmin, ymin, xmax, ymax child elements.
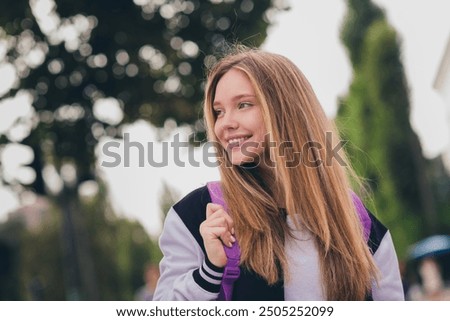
<box><xmin>238</xmin><ymin>102</ymin><xmax>253</xmax><ymax>109</ymax></box>
<box><xmin>213</xmin><ymin>109</ymin><xmax>224</xmax><ymax>117</ymax></box>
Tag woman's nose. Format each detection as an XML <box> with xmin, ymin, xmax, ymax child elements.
<box><xmin>221</xmin><ymin>111</ymin><xmax>239</xmax><ymax>130</ymax></box>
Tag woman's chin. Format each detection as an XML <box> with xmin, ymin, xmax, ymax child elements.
<box><xmin>228</xmin><ymin>154</ymin><xmax>260</xmax><ymax>167</ymax></box>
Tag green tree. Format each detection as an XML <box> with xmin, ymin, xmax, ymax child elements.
<box><xmin>0</xmin><ymin>0</ymin><xmax>285</xmax><ymax>195</ymax></box>
<box><xmin>77</xmin><ymin>183</ymin><xmax>158</xmax><ymax>300</ymax></box>
<box><xmin>0</xmin><ymin>219</ymin><xmax>24</xmax><ymax>300</ymax></box>
<box><xmin>0</xmin><ymin>183</ymin><xmax>159</xmax><ymax>300</ymax></box>
<box><xmin>338</xmin><ymin>0</ymin><xmax>445</xmax><ymax>257</ymax></box>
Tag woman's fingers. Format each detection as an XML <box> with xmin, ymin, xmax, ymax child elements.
<box><xmin>206</xmin><ymin>204</ymin><xmax>234</xmax><ymax>229</ymax></box>
<box><xmin>222</xmin><ymin>230</ymin><xmax>236</xmax><ymax>247</ymax></box>
<box><xmin>206</xmin><ymin>215</ymin><xmax>232</xmax><ymax>230</ymax></box>
<box><xmin>201</xmin><ymin>226</ymin><xmax>235</xmax><ymax>247</ymax></box>
<box><xmin>200</xmin><ymin>203</ymin><xmax>236</xmax><ymax>266</ymax></box>
<box><xmin>200</xmin><ymin>218</ymin><xmax>236</xmax><ymax>243</ymax></box>
<box><xmin>206</xmin><ymin>203</ymin><xmax>223</xmax><ymax>218</ymax></box>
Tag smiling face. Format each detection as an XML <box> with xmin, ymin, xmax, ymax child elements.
<box><xmin>213</xmin><ymin>68</ymin><xmax>267</xmax><ymax>165</ymax></box>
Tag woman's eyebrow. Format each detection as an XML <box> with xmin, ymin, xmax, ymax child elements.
<box><xmin>213</xmin><ymin>94</ymin><xmax>256</xmax><ymax>106</ymax></box>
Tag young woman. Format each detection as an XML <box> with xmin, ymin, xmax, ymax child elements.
<box><xmin>153</xmin><ymin>48</ymin><xmax>404</xmax><ymax>300</ymax></box>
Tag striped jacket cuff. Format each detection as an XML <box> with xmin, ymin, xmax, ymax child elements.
<box><xmin>193</xmin><ymin>258</ymin><xmax>224</xmax><ymax>293</ymax></box>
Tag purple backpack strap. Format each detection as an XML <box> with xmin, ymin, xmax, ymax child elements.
<box><xmin>351</xmin><ymin>191</ymin><xmax>372</xmax><ymax>241</ymax></box>
<box><xmin>207</xmin><ymin>181</ymin><xmax>241</xmax><ymax>301</ymax></box>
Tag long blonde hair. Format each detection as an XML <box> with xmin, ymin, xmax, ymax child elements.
<box><xmin>203</xmin><ymin>47</ymin><xmax>378</xmax><ymax>300</ymax></box>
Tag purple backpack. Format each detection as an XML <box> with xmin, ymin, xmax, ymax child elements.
<box><xmin>207</xmin><ymin>181</ymin><xmax>372</xmax><ymax>301</ymax></box>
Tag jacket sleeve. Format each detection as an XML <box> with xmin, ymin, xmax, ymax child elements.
<box><xmin>153</xmin><ymin>207</ymin><xmax>224</xmax><ymax>301</ymax></box>
<box><xmin>371</xmin><ymin>231</ymin><xmax>405</xmax><ymax>300</ymax></box>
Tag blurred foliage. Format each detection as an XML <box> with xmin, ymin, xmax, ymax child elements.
<box><xmin>338</xmin><ymin>0</ymin><xmax>450</xmax><ymax>258</ymax></box>
<box><xmin>0</xmin><ymin>183</ymin><xmax>160</xmax><ymax>300</ymax></box>
<box><xmin>159</xmin><ymin>181</ymin><xmax>181</xmax><ymax>221</ymax></box>
<box><xmin>0</xmin><ymin>219</ymin><xmax>24</xmax><ymax>300</ymax></box>
<box><xmin>340</xmin><ymin>0</ymin><xmax>383</xmax><ymax>68</ymax></box>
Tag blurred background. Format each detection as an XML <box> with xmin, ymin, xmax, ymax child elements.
<box><xmin>0</xmin><ymin>0</ymin><xmax>449</xmax><ymax>300</ymax></box>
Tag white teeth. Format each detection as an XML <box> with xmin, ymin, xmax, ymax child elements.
<box><xmin>228</xmin><ymin>136</ymin><xmax>249</xmax><ymax>145</ymax></box>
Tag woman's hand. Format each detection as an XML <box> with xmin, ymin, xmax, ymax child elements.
<box><xmin>199</xmin><ymin>203</ymin><xmax>236</xmax><ymax>268</ymax></box>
